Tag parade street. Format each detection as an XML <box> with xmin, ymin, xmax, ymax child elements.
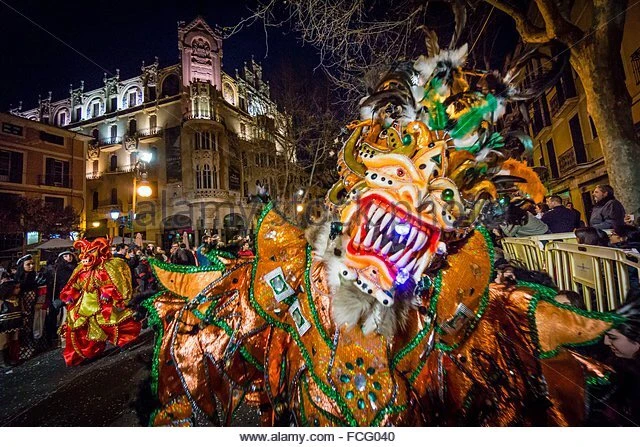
<box><xmin>0</xmin><ymin>330</ymin><xmax>259</xmax><ymax>427</ymax></box>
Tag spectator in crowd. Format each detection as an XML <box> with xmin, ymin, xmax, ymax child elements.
<box><xmin>554</xmin><ymin>290</ymin><xmax>585</xmax><ymax>309</ymax></box>
<box><xmin>541</xmin><ymin>195</ymin><xmax>581</xmax><ymax>233</ymax></box>
<box><xmin>575</xmin><ymin>227</ymin><xmax>610</xmax><ymax>247</ymax></box>
<box><xmin>535</xmin><ymin>202</ymin><xmax>549</xmax><ymax>220</ymax></box>
<box><xmin>566</xmin><ymin>202</ymin><xmax>584</xmax><ymax>227</ymax></box>
<box><xmin>599</xmin><ymin>299</ymin><xmax>640</xmax><ymax>426</ymax></box>
<box><xmin>499</xmin><ymin>203</ymin><xmax>549</xmax><ymax>237</ymax></box>
<box><xmin>170</xmin><ymin>243</ymin><xmax>196</xmax><ymax>265</ymax></box>
<box><xmin>15</xmin><ymin>255</ymin><xmax>47</xmax><ymax>360</ymax></box>
<box><xmin>0</xmin><ymin>280</ymin><xmax>22</xmax><ymax>367</ymax></box>
<box><xmin>113</xmin><ymin>243</ymin><xmax>136</xmax><ymax>282</ymax></box>
<box><xmin>196</xmin><ymin>235</ymin><xmax>212</xmax><ymax>266</ymax></box>
<box><xmin>590</xmin><ymin>185</ymin><xmax>626</xmax><ymax>230</ymax></box>
<box><xmin>609</xmin><ymin>225</ymin><xmax>640</xmax><ymax>251</ymax></box>
<box><xmin>237</xmin><ymin>242</ymin><xmax>255</xmax><ymax>258</ymax></box>
<box><xmin>46</xmin><ymin>251</ymin><xmax>77</xmax><ymax>346</ymax></box>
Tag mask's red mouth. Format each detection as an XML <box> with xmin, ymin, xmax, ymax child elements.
<box><xmin>346</xmin><ymin>194</ymin><xmax>441</xmax><ymax>280</ymax></box>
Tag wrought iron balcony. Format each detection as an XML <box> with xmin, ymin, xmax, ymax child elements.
<box><xmin>136</xmin><ymin>126</ymin><xmax>163</xmax><ymax>139</ymax></box>
<box><xmin>96</xmin><ymin>136</ymin><xmax>123</xmax><ymax>147</ymax></box>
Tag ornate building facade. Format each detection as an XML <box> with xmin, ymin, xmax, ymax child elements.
<box><xmin>10</xmin><ymin>17</ymin><xmax>300</xmax><ymax>247</ymax></box>
<box><xmin>524</xmin><ymin>1</ymin><xmax>640</xmax><ymax>220</ymax></box>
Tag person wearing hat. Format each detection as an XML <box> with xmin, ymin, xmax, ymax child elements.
<box><xmin>15</xmin><ymin>254</ymin><xmax>47</xmax><ymax>360</ymax></box>
<box><xmin>45</xmin><ymin>251</ymin><xmax>78</xmax><ymax>346</ymax></box>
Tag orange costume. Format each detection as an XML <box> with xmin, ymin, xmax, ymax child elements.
<box><xmin>145</xmin><ymin>45</ymin><xmax>624</xmax><ymax>426</ymax></box>
<box><xmin>59</xmin><ymin>238</ymin><xmax>141</xmax><ymax>366</ymax></box>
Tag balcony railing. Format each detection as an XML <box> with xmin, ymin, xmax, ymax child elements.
<box><xmin>136</xmin><ymin>126</ymin><xmax>163</xmax><ymax>138</ymax></box>
<box><xmin>38</xmin><ymin>174</ymin><xmax>71</xmax><ymax>188</ymax></box>
<box><xmin>86</xmin><ymin>171</ymin><xmax>102</xmax><ymax>180</ymax></box>
<box><xmin>183</xmin><ymin>112</ymin><xmax>223</xmax><ymax>124</ymax></box>
<box><xmin>96</xmin><ymin>136</ymin><xmax>123</xmax><ymax>147</ymax></box>
<box><xmin>558</xmin><ymin>147</ymin><xmax>577</xmax><ymax>176</ymax></box>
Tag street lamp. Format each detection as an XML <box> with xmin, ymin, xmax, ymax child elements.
<box><xmin>130</xmin><ymin>151</ymin><xmax>154</xmax><ymax>244</ymax></box>
<box><xmin>109</xmin><ymin>209</ymin><xmax>120</xmax><ymax>220</ymax></box>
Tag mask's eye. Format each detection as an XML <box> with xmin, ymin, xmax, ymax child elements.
<box><xmin>441</xmin><ymin>188</ymin><xmax>455</xmax><ymax>202</ymax></box>
<box><xmin>378</xmin><ymin>129</ymin><xmax>388</xmax><ymax>139</ymax></box>
<box><xmin>396</xmin><ymin>168</ymin><xmax>405</xmax><ymax>177</ymax></box>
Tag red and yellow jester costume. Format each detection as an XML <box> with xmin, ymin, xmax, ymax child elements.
<box><xmin>59</xmin><ymin>238</ymin><xmax>141</xmax><ymax>366</ymax></box>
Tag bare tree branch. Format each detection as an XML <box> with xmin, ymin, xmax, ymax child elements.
<box><xmin>483</xmin><ymin>0</ymin><xmax>551</xmax><ymax>43</ymax></box>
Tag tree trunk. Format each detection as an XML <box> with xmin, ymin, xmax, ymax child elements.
<box><xmin>570</xmin><ymin>35</ymin><xmax>640</xmax><ymax>216</ymax></box>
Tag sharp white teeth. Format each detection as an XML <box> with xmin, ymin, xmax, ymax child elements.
<box><xmin>380</xmin><ymin>213</ymin><xmax>393</xmax><ymax>231</ymax></box>
<box><xmin>367</xmin><ymin>203</ymin><xmax>379</xmax><ymax>221</ymax></box>
<box><xmin>354</xmin><ymin>227</ymin><xmax>363</xmax><ymax>245</ymax></box>
<box><xmin>398</xmin><ymin>234</ymin><xmax>406</xmax><ymax>244</ymax></box>
<box><xmin>363</xmin><ymin>228</ymin><xmax>375</xmax><ymax>248</ymax></box>
<box><xmin>397</xmin><ymin>249</ymin><xmax>414</xmax><ymax>267</ymax></box>
<box><xmin>412</xmin><ymin>251</ymin><xmax>433</xmax><ymax>282</ymax></box>
<box><xmin>405</xmin><ymin>258</ymin><xmax>417</xmax><ymax>271</ymax></box>
<box><xmin>371</xmin><ymin>207</ymin><xmax>385</xmax><ymax>225</ymax></box>
<box><xmin>389</xmin><ymin>249</ymin><xmax>404</xmax><ymax>262</ymax></box>
<box><xmin>386</xmin><ymin>219</ymin><xmax>396</xmax><ymax>236</ymax></box>
<box><xmin>381</xmin><ymin>241</ymin><xmax>393</xmax><ymax>255</ymax></box>
<box><xmin>406</xmin><ymin>227</ymin><xmax>418</xmax><ymax>247</ymax></box>
<box><xmin>373</xmin><ymin>234</ymin><xmax>383</xmax><ymax>251</ymax></box>
<box><xmin>413</xmin><ymin>231</ymin><xmax>427</xmax><ymax>252</ymax></box>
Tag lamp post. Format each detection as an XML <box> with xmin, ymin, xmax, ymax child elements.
<box><xmin>130</xmin><ymin>151</ymin><xmax>153</xmax><ymax>244</ymax></box>
<box><xmin>110</xmin><ymin>209</ymin><xmax>120</xmax><ymax>240</ymax></box>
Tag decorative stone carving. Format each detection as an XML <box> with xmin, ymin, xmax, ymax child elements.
<box><xmin>87</xmin><ymin>142</ymin><xmax>100</xmax><ymax>161</ymax></box>
<box><xmin>124</xmin><ymin>135</ymin><xmax>138</xmax><ymax>153</ymax></box>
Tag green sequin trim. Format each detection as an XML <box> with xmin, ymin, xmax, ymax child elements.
<box><xmin>148</xmin><ymin>256</ymin><xmax>226</xmax><ymax>274</ymax></box>
<box><xmin>371</xmin><ymin>404</ymin><xmax>408</xmax><ymax>427</ymax></box>
<box><xmin>141</xmin><ymin>290</ymin><xmax>168</xmax><ymax>398</ymax></box>
<box><xmin>304</xmin><ymin>244</ymin><xmax>334</xmax><ymax>349</ymax></box>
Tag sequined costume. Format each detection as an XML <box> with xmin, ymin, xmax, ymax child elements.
<box><xmin>60</xmin><ymin>238</ymin><xmax>141</xmax><ymax>366</ymax></box>
<box><xmin>146</xmin><ymin>45</ymin><xmax>626</xmax><ymax>426</ymax></box>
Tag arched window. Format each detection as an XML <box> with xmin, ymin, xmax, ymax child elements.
<box><xmin>57</xmin><ymin>109</ymin><xmax>68</xmax><ymax>126</ymax></box>
<box><xmin>160</xmin><ymin>74</ymin><xmax>180</xmax><ymax>98</ymax></box>
<box><xmin>149</xmin><ymin>114</ymin><xmax>157</xmax><ymax>130</ymax></box>
<box><xmin>92</xmin><ymin>191</ymin><xmax>99</xmax><ymax>210</ymax></box>
<box><xmin>92</xmin><ymin>160</ymin><xmax>99</xmax><ymax>173</ymax></box>
<box><xmin>130</xmin><ymin>152</ymin><xmax>138</xmax><ymax>166</ymax></box>
<box><xmin>110</xmin><ymin>155</ymin><xmax>117</xmax><ymax>172</ymax></box>
<box><xmin>128</xmin><ymin>119</ymin><xmax>137</xmax><ymax>135</ymax></box>
<box><xmin>212</xmin><ymin>165</ymin><xmax>218</xmax><ymax>189</ymax></box>
<box><xmin>127</xmin><ymin>89</ymin><xmax>138</xmax><ymax>107</ymax></box>
<box><xmin>203</xmin><ymin>164</ymin><xmax>212</xmax><ymax>189</ymax></box>
<box><xmin>195</xmin><ymin>165</ymin><xmax>202</xmax><ymax>189</ymax></box>
<box><xmin>110</xmin><ymin>188</ymin><xmax>118</xmax><ymax>205</ymax></box>
<box><xmin>92</xmin><ymin>128</ymin><xmax>99</xmax><ymax>140</ymax></box>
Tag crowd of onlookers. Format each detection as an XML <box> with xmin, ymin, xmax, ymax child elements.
<box><xmin>0</xmin><ymin>234</ymin><xmax>255</xmax><ymax>369</ymax></box>
<box><xmin>498</xmin><ymin>184</ymin><xmax>639</xmax><ymax>248</ymax></box>
<box><xmin>493</xmin><ymin>184</ymin><xmax>640</xmax><ymax>425</ymax></box>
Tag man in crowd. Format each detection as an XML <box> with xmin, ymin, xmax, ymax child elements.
<box><xmin>590</xmin><ymin>185</ymin><xmax>626</xmax><ymax>230</ymax></box>
<box><xmin>542</xmin><ymin>195</ymin><xmax>581</xmax><ymax>233</ymax></box>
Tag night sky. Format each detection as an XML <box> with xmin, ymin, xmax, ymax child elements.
<box><xmin>0</xmin><ymin>0</ymin><xmax>518</xmax><ymax>112</ymax></box>
<box><xmin>0</xmin><ymin>0</ymin><xmax>315</xmax><ymax>111</ymax></box>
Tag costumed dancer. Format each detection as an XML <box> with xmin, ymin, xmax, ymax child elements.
<box><xmin>144</xmin><ymin>41</ymin><xmax>631</xmax><ymax>426</ymax></box>
<box><xmin>59</xmin><ymin>238</ymin><xmax>141</xmax><ymax>366</ymax></box>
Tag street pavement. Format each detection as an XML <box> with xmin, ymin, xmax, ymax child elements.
<box><xmin>0</xmin><ymin>330</ymin><xmax>260</xmax><ymax>427</ymax></box>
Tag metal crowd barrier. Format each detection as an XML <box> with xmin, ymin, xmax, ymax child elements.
<box><xmin>502</xmin><ymin>233</ymin><xmax>639</xmax><ymax>312</ymax></box>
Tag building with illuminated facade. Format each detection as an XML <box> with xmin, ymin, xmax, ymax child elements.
<box><xmin>10</xmin><ymin>17</ymin><xmax>298</xmax><ymax>246</ymax></box>
<box><xmin>524</xmin><ymin>2</ymin><xmax>640</xmax><ymax>220</ymax></box>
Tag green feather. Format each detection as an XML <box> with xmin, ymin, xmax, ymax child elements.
<box><xmin>450</xmin><ymin>94</ymin><xmax>498</xmax><ymax>140</ymax></box>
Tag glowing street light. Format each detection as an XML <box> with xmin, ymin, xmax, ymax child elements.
<box><xmin>137</xmin><ymin>179</ymin><xmax>153</xmax><ymax>198</ymax></box>
<box><xmin>91</xmin><ymin>221</ymin><xmax>101</xmax><ymax>228</ymax></box>
<box><xmin>109</xmin><ymin>209</ymin><xmax>120</xmax><ymax>220</ymax></box>
<box><xmin>296</xmin><ymin>204</ymin><xmax>304</xmax><ymax>213</ymax></box>
<box><xmin>139</xmin><ymin>151</ymin><xmax>153</xmax><ymax>163</ymax></box>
